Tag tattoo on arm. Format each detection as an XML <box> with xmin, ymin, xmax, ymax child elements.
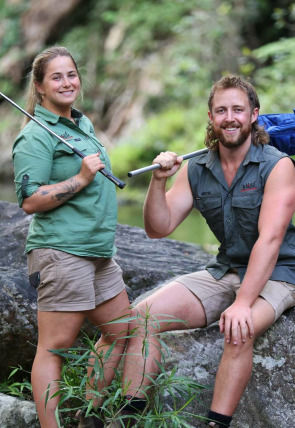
<box><xmin>35</xmin><ymin>177</ymin><xmax>82</xmax><ymax>203</ymax></box>
<box><xmin>54</xmin><ymin>177</ymin><xmax>81</xmax><ymax>202</ymax></box>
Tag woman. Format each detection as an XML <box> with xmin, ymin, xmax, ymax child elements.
<box><xmin>12</xmin><ymin>46</ymin><xmax>130</xmax><ymax>428</ymax></box>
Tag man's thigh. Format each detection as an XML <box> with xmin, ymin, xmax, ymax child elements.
<box><xmin>257</xmin><ymin>279</ymin><xmax>295</xmax><ymax>321</ymax></box>
<box><xmin>135</xmin><ymin>281</ymin><xmax>208</xmax><ymax>331</ymax></box>
<box><xmin>175</xmin><ymin>270</ymin><xmax>240</xmax><ymax>326</ymax></box>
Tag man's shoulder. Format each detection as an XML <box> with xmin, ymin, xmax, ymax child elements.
<box><xmin>260</xmin><ymin>143</ymin><xmax>288</xmax><ymax>159</ymax></box>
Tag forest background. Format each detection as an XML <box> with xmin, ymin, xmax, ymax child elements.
<box><xmin>1</xmin><ymin>0</ymin><xmax>295</xmax><ymax>249</ymax></box>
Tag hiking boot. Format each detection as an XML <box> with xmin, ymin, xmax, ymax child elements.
<box><xmin>75</xmin><ymin>409</ymin><xmax>104</xmax><ymax>428</ymax></box>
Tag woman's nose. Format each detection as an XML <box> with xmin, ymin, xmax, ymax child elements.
<box><xmin>62</xmin><ymin>77</ymin><xmax>71</xmax><ymax>87</ymax></box>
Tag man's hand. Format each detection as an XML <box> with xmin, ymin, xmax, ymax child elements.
<box><xmin>219</xmin><ymin>301</ymin><xmax>254</xmax><ymax>345</ymax></box>
<box><xmin>152</xmin><ymin>151</ymin><xmax>183</xmax><ymax>179</ymax></box>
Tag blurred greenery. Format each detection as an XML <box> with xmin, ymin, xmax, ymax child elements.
<box><xmin>1</xmin><ymin>0</ymin><xmax>295</xmax><ymax>245</ymax></box>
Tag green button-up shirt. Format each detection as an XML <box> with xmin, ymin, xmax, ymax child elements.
<box><xmin>13</xmin><ymin>105</ymin><xmax>117</xmax><ymax>258</ymax></box>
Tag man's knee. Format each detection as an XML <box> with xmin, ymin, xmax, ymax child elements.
<box><xmin>223</xmin><ymin>337</ymin><xmax>254</xmax><ymax>358</ymax></box>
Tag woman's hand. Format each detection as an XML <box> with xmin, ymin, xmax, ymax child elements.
<box><xmin>77</xmin><ymin>153</ymin><xmax>105</xmax><ymax>186</ymax></box>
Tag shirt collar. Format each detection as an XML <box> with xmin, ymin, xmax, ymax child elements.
<box><xmin>194</xmin><ymin>143</ymin><xmax>266</xmax><ymax>169</ymax></box>
<box><xmin>34</xmin><ymin>104</ymin><xmax>83</xmax><ymax>124</ymax></box>
<box><xmin>242</xmin><ymin>143</ymin><xmax>265</xmax><ymax>166</ymax></box>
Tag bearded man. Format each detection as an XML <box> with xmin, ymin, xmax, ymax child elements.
<box><xmin>116</xmin><ymin>75</ymin><xmax>295</xmax><ymax>428</ymax></box>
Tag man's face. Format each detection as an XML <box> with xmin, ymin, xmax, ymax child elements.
<box><xmin>208</xmin><ymin>88</ymin><xmax>259</xmax><ymax>149</ymax></box>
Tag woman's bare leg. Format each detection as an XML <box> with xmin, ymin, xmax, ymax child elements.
<box><xmin>86</xmin><ymin>289</ymin><xmax>131</xmax><ymax>406</ymax></box>
<box><xmin>31</xmin><ymin>311</ymin><xmax>85</xmax><ymax>428</ymax></box>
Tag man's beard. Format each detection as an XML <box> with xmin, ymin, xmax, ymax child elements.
<box><xmin>213</xmin><ymin>121</ymin><xmax>252</xmax><ymax>149</ymax></box>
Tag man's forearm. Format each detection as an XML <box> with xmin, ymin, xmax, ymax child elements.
<box><xmin>236</xmin><ymin>235</ymin><xmax>281</xmax><ymax>306</ymax></box>
<box><xmin>143</xmin><ymin>176</ymin><xmax>172</xmax><ymax>238</ymax></box>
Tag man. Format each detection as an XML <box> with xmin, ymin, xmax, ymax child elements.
<box><xmin>119</xmin><ymin>75</ymin><xmax>295</xmax><ymax>427</ymax></box>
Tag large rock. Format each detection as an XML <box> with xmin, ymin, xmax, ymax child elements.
<box><xmin>0</xmin><ymin>393</ymin><xmax>38</xmax><ymax>428</ymax></box>
<box><xmin>0</xmin><ymin>200</ymin><xmax>294</xmax><ymax>427</ymax></box>
<box><xmin>161</xmin><ymin>310</ymin><xmax>295</xmax><ymax>427</ymax></box>
<box><xmin>0</xmin><ymin>201</ymin><xmax>211</xmax><ymax>380</ymax></box>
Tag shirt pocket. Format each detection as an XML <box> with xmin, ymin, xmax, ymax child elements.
<box><xmin>232</xmin><ymin>191</ymin><xmax>262</xmax><ymax>235</ymax></box>
<box><xmin>53</xmin><ymin>142</ymin><xmax>87</xmax><ymax>159</ymax></box>
<box><xmin>195</xmin><ymin>194</ymin><xmax>224</xmax><ymax>243</ymax></box>
<box><xmin>52</xmin><ymin>142</ymin><xmax>87</xmax><ymax>181</ymax></box>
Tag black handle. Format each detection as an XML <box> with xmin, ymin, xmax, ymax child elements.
<box><xmin>72</xmin><ymin>147</ymin><xmax>126</xmax><ymax>189</ymax></box>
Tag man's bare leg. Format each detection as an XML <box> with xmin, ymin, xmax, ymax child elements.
<box><xmin>210</xmin><ymin>297</ymin><xmax>275</xmax><ymax>420</ymax></box>
<box><xmin>122</xmin><ymin>281</ymin><xmax>207</xmax><ymax>398</ymax></box>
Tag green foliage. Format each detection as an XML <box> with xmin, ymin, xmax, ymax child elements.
<box><xmin>0</xmin><ymin>310</ymin><xmax>209</xmax><ymax>427</ymax></box>
<box><xmin>47</xmin><ymin>309</ymin><xmax>209</xmax><ymax>427</ymax></box>
<box><xmin>2</xmin><ymin>0</ymin><xmax>295</xmax><ymax>198</ymax></box>
<box><xmin>0</xmin><ymin>0</ymin><xmax>30</xmax><ymax>57</ymax></box>
<box><xmin>110</xmin><ymin>105</ymin><xmax>208</xmax><ymax>186</ymax></box>
<box><xmin>252</xmin><ymin>38</ymin><xmax>295</xmax><ymax>113</ymax></box>
<box><xmin>0</xmin><ymin>366</ymin><xmax>32</xmax><ymax>399</ymax></box>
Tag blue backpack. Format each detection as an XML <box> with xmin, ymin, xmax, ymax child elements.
<box><xmin>258</xmin><ymin>110</ymin><xmax>295</xmax><ymax>156</ymax></box>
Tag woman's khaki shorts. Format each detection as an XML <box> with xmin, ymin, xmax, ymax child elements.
<box><xmin>175</xmin><ymin>270</ymin><xmax>295</xmax><ymax>326</ymax></box>
<box><xmin>27</xmin><ymin>248</ymin><xmax>126</xmax><ymax>312</ymax></box>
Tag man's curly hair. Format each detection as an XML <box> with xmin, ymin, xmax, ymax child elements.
<box><xmin>204</xmin><ymin>75</ymin><xmax>269</xmax><ymax>151</ymax></box>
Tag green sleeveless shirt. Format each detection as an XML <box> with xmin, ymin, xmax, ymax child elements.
<box><xmin>188</xmin><ymin>143</ymin><xmax>295</xmax><ymax>285</ymax></box>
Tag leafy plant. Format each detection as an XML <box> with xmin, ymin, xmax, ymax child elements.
<box><xmin>52</xmin><ymin>316</ymin><xmax>206</xmax><ymax>426</ymax></box>
<box><xmin>0</xmin><ymin>366</ymin><xmax>32</xmax><ymax>400</ymax></box>
<box><xmin>3</xmin><ymin>308</ymin><xmax>207</xmax><ymax>427</ymax></box>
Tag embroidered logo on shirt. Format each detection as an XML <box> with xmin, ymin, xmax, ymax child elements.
<box><xmin>59</xmin><ymin>131</ymin><xmax>73</xmax><ymax>140</ymax></box>
<box><xmin>241</xmin><ymin>182</ymin><xmax>257</xmax><ymax>191</ymax></box>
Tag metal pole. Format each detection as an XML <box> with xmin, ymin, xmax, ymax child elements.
<box><xmin>0</xmin><ymin>91</ymin><xmax>126</xmax><ymax>189</ymax></box>
<box><xmin>128</xmin><ymin>148</ymin><xmax>208</xmax><ymax>177</ymax></box>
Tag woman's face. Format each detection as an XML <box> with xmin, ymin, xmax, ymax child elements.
<box><xmin>35</xmin><ymin>55</ymin><xmax>81</xmax><ymax>115</ymax></box>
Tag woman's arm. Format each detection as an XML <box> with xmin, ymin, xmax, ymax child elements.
<box><xmin>22</xmin><ymin>153</ymin><xmax>105</xmax><ymax>214</ymax></box>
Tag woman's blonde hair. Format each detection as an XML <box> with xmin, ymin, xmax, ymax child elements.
<box><xmin>21</xmin><ymin>46</ymin><xmax>82</xmax><ymax>128</ymax></box>
<box><xmin>204</xmin><ymin>75</ymin><xmax>269</xmax><ymax>150</ymax></box>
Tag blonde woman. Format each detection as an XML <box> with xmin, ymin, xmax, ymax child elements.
<box><xmin>13</xmin><ymin>46</ymin><xmax>130</xmax><ymax>428</ymax></box>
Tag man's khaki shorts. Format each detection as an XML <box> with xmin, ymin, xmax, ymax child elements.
<box><xmin>175</xmin><ymin>270</ymin><xmax>295</xmax><ymax>326</ymax></box>
<box><xmin>27</xmin><ymin>248</ymin><xmax>126</xmax><ymax>312</ymax></box>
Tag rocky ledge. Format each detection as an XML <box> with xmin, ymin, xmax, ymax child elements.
<box><xmin>0</xmin><ymin>201</ymin><xmax>294</xmax><ymax>427</ymax></box>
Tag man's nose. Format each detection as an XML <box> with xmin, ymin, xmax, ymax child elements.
<box><xmin>225</xmin><ymin>110</ymin><xmax>234</xmax><ymax>121</ymax></box>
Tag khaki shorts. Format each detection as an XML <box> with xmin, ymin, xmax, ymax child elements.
<box><xmin>175</xmin><ymin>270</ymin><xmax>295</xmax><ymax>326</ymax></box>
<box><xmin>27</xmin><ymin>248</ymin><xmax>126</xmax><ymax>312</ymax></box>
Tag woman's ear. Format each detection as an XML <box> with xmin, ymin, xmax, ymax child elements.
<box><xmin>34</xmin><ymin>81</ymin><xmax>44</xmax><ymax>97</ymax></box>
